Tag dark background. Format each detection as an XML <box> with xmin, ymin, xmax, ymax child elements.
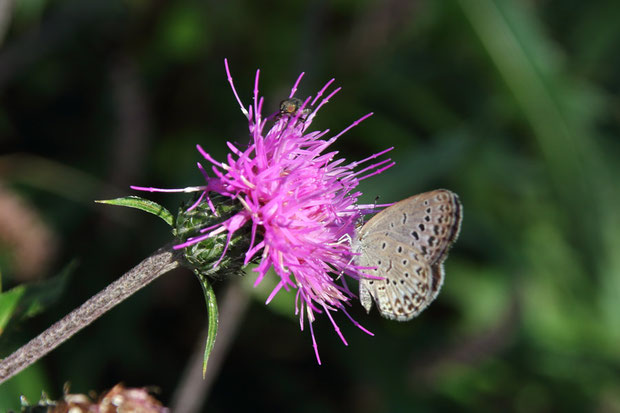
<box><xmin>2</xmin><ymin>0</ymin><xmax>620</xmax><ymax>412</ymax></box>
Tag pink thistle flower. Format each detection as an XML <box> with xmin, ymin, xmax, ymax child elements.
<box><xmin>133</xmin><ymin>59</ymin><xmax>395</xmax><ymax>363</ymax></box>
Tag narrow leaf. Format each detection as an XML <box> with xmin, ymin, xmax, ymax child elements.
<box><xmin>96</xmin><ymin>196</ymin><xmax>174</xmax><ymax>227</ymax></box>
<box><xmin>195</xmin><ymin>271</ymin><xmax>219</xmax><ymax>378</ymax></box>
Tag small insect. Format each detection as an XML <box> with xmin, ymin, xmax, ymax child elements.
<box><xmin>353</xmin><ymin>189</ymin><xmax>462</xmax><ymax>321</ymax></box>
<box><xmin>279</xmin><ymin>97</ymin><xmax>312</xmax><ymax>119</ymax></box>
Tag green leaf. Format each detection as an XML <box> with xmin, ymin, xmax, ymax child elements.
<box><xmin>0</xmin><ymin>261</ymin><xmax>75</xmax><ymax>337</ymax></box>
<box><xmin>96</xmin><ymin>196</ymin><xmax>174</xmax><ymax>227</ymax></box>
<box><xmin>20</xmin><ymin>261</ymin><xmax>75</xmax><ymax>319</ymax></box>
<box><xmin>195</xmin><ymin>270</ymin><xmax>219</xmax><ymax>378</ymax></box>
<box><xmin>0</xmin><ymin>286</ymin><xmax>26</xmax><ymax>335</ymax></box>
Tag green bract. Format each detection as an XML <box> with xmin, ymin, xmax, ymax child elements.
<box><xmin>174</xmin><ymin>194</ymin><xmax>251</xmax><ymax>277</ymax></box>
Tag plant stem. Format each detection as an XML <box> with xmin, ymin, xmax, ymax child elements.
<box><xmin>0</xmin><ymin>243</ymin><xmax>184</xmax><ymax>384</ymax></box>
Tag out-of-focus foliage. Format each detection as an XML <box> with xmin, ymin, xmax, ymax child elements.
<box><xmin>1</xmin><ymin>0</ymin><xmax>620</xmax><ymax>412</ymax></box>
<box><xmin>0</xmin><ymin>262</ymin><xmax>73</xmax><ymax>335</ymax></box>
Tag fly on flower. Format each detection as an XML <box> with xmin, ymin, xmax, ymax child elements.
<box><xmin>132</xmin><ymin>59</ymin><xmax>396</xmax><ymax>364</ymax></box>
<box><xmin>279</xmin><ymin>97</ymin><xmax>312</xmax><ymax>119</ymax></box>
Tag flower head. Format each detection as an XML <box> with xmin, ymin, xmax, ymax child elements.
<box><xmin>133</xmin><ymin>59</ymin><xmax>394</xmax><ymax>363</ymax></box>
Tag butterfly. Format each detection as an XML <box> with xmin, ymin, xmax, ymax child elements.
<box><xmin>354</xmin><ymin>189</ymin><xmax>462</xmax><ymax>321</ymax></box>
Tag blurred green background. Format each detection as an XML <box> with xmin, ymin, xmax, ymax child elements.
<box><xmin>2</xmin><ymin>0</ymin><xmax>620</xmax><ymax>411</ymax></box>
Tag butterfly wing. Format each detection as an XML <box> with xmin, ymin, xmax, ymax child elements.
<box><xmin>357</xmin><ymin>232</ymin><xmax>433</xmax><ymax>321</ymax></box>
<box><xmin>386</xmin><ymin>190</ymin><xmax>462</xmax><ymax>264</ymax></box>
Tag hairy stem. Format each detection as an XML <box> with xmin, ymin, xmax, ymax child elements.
<box><xmin>0</xmin><ymin>243</ymin><xmax>184</xmax><ymax>384</ymax></box>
